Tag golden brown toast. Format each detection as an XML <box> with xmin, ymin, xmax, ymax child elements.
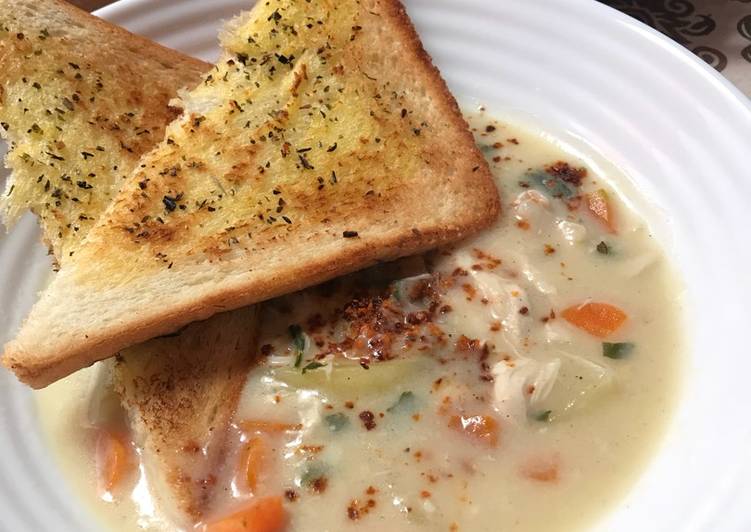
<box><xmin>0</xmin><ymin>0</ymin><xmax>259</xmax><ymax>524</ymax></box>
<box><xmin>113</xmin><ymin>306</ymin><xmax>259</xmax><ymax>525</ymax></box>
<box><xmin>0</xmin><ymin>0</ymin><xmax>207</xmax><ymax>260</ymax></box>
<box><xmin>4</xmin><ymin>0</ymin><xmax>501</xmax><ymax>388</ymax></box>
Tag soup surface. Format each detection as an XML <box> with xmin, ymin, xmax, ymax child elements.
<box><xmin>35</xmin><ymin>111</ymin><xmax>683</xmax><ymax>531</ymax></box>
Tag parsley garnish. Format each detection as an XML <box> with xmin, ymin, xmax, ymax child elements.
<box><xmin>603</xmin><ymin>342</ymin><xmax>635</xmax><ymax>359</ymax></box>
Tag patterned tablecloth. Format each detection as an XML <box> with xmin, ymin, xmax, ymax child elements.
<box><xmin>600</xmin><ymin>0</ymin><xmax>751</xmax><ymax>96</ymax></box>
<box><xmin>72</xmin><ymin>0</ymin><xmax>751</xmax><ymax>98</ymax></box>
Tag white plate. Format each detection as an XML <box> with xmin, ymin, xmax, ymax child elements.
<box><xmin>1</xmin><ymin>0</ymin><xmax>750</xmax><ymax>530</ymax></box>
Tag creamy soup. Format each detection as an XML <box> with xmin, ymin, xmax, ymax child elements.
<box><xmin>36</xmin><ymin>112</ymin><xmax>683</xmax><ymax>531</ymax></box>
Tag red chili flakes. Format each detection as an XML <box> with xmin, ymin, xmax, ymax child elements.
<box><xmin>312</xmin><ymin>476</ymin><xmax>328</xmax><ymax>494</ymax></box>
<box><xmin>461</xmin><ymin>283</ymin><xmax>476</xmax><ymax>301</ymax></box>
<box><xmin>408</xmin><ymin>276</ymin><xmax>435</xmax><ymax>301</ymax></box>
<box><xmin>285</xmin><ymin>489</ymin><xmax>298</xmax><ymax>502</ymax></box>
<box><xmin>545</xmin><ymin>161</ymin><xmax>587</xmax><ymax>187</ymax></box>
<box><xmin>406</xmin><ymin>311</ymin><xmax>430</xmax><ymax>325</ymax></box>
<box><xmin>344</xmin><ymin>401</ymin><xmax>355</xmax><ymax>409</ymax></box>
<box><xmin>472</xmin><ymin>248</ymin><xmax>502</xmax><ymax>269</ymax></box>
<box><xmin>519</xmin><ymin>306</ymin><xmax>529</xmax><ymax>315</ymax></box>
<box><xmin>541</xmin><ymin>309</ymin><xmax>557</xmax><ymax>323</ymax></box>
<box><xmin>347</xmin><ymin>492</ymin><xmax>377</xmax><ymax>521</ymax></box>
<box><xmin>507</xmin><ymin>137</ymin><xmax>519</xmax><ymax>145</ymax></box>
<box><xmin>347</xmin><ymin>501</ymin><xmax>360</xmax><ymax>521</ymax></box>
<box><xmin>490</xmin><ymin>321</ymin><xmax>502</xmax><ymax>332</ymax></box>
<box><xmin>456</xmin><ymin>335</ymin><xmax>483</xmax><ymax>353</ymax></box>
<box><xmin>420</xmin><ymin>490</ymin><xmax>432</xmax><ymax>498</ymax></box>
<box><xmin>359</xmin><ymin>411</ymin><xmax>376</xmax><ymax>430</ymax></box>
<box><xmin>516</xmin><ymin>220</ymin><xmax>530</xmax><ymax>230</ymax></box>
<box><xmin>432</xmin><ymin>377</ymin><xmax>444</xmax><ymax>391</ymax></box>
<box><xmin>306</xmin><ymin>313</ymin><xmax>325</xmax><ymax>332</ymax></box>
<box><xmin>544</xmin><ymin>244</ymin><xmax>556</xmax><ymax>256</ymax></box>
<box><xmin>452</xmin><ymin>267</ymin><xmax>469</xmax><ymax>277</ymax></box>
<box><xmin>299</xmin><ymin>445</ymin><xmax>324</xmax><ymax>455</ymax></box>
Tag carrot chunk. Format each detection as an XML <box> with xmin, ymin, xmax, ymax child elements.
<box><xmin>95</xmin><ymin>430</ymin><xmax>131</xmax><ymax>496</ymax></box>
<box><xmin>448</xmin><ymin>415</ymin><xmax>500</xmax><ymax>447</ymax></box>
<box><xmin>240</xmin><ymin>437</ymin><xmax>267</xmax><ymax>492</ymax></box>
<box><xmin>585</xmin><ymin>189</ymin><xmax>616</xmax><ymax>233</ymax></box>
<box><xmin>205</xmin><ymin>496</ymin><xmax>286</xmax><ymax>532</ymax></box>
<box><xmin>562</xmin><ymin>302</ymin><xmax>627</xmax><ymax>338</ymax></box>
<box><xmin>521</xmin><ymin>454</ymin><xmax>560</xmax><ymax>483</ymax></box>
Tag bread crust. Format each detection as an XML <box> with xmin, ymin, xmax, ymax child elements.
<box><xmin>3</xmin><ymin>0</ymin><xmax>500</xmax><ymax>389</ymax></box>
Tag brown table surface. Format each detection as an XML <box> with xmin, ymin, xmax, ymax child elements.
<box><xmin>71</xmin><ymin>0</ymin><xmax>750</xmax><ymax>98</ymax></box>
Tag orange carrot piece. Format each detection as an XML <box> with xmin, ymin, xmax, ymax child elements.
<box><xmin>95</xmin><ymin>430</ymin><xmax>131</xmax><ymax>496</ymax></box>
<box><xmin>239</xmin><ymin>420</ymin><xmax>302</xmax><ymax>434</ymax></box>
<box><xmin>521</xmin><ymin>454</ymin><xmax>560</xmax><ymax>483</ymax></box>
<box><xmin>562</xmin><ymin>302</ymin><xmax>627</xmax><ymax>338</ymax></box>
<box><xmin>240</xmin><ymin>436</ymin><xmax>267</xmax><ymax>492</ymax></box>
<box><xmin>585</xmin><ymin>189</ymin><xmax>616</xmax><ymax>233</ymax></box>
<box><xmin>205</xmin><ymin>496</ymin><xmax>286</xmax><ymax>532</ymax></box>
<box><xmin>448</xmin><ymin>415</ymin><xmax>500</xmax><ymax>447</ymax></box>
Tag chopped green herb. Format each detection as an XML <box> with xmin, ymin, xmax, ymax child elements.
<box><xmin>387</xmin><ymin>391</ymin><xmax>416</xmax><ymax>414</ymax></box>
<box><xmin>603</xmin><ymin>342</ymin><xmax>635</xmax><ymax>359</ymax></box>
<box><xmin>324</xmin><ymin>413</ymin><xmax>349</xmax><ymax>432</ymax></box>
<box><xmin>289</xmin><ymin>324</ymin><xmax>305</xmax><ymax>367</ymax></box>
<box><xmin>532</xmin><ymin>410</ymin><xmax>552</xmax><ymax>422</ymax></box>
<box><xmin>299</xmin><ymin>462</ymin><xmax>327</xmax><ymax>487</ymax></box>
<box><xmin>528</xmin><ymin>169</ymin><xmax>576</xmax><ymax>199</ymax></box>
<box><xmin>162</xmin><ymin>195</ymin><xmax>177</xmax><ymax>211</ymax></box>
<box><xmin>302</xmin><ymin>361</ymin><xmax>326</xmax><ymax>374</ymax></box>
<box><xmin>392</xmin><ymin>281</ymin><xmax>403</xmax><ymax>302</ymax></box>
<box><xmin>290</xmin><ymin>324</ymin><xmax>305</xmax><ymax>350</ymax></box>
<box><xmin>596</xmin><ymin>241</ymin><xmax>610</xmax><ymax>255</ymax></box>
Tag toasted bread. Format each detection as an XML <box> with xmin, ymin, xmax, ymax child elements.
<box><xmin>113</xmin><ymin>306</ymin><xmax>259</xmax><ymax>525</ymax></box>
<box><xmin>0</xmin><ymin>0</ymin><xmax>259</xmax><ymax>523</ymax></box>
<box><xmin>0</xmin><ymin>0</ymin><xmax>208</xmax><ymax>260</ymax></box>
<box><xmin>3</xmin><ymin>0</ymin><xmax>501</xmax><ymax>388</ymax></box>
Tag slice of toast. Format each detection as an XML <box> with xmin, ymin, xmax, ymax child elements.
<box><xmin>3</xmin><ymin>0</ymin><xmax>501</xmax><ymax>388</ymax></box>
<box><xmin>113</xmin><ymin>306</ymin><xmax>259</xmax><ymax>526</ymax></box>
<box><xmin>0</xmin><ymin>0</ymin><xmax>208</xmax><ymax>260</ymax></box>
<box><xmin>1</xmin><ymin>0</ymin><xmax>259</xmax><ymax>524</ymax></box>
